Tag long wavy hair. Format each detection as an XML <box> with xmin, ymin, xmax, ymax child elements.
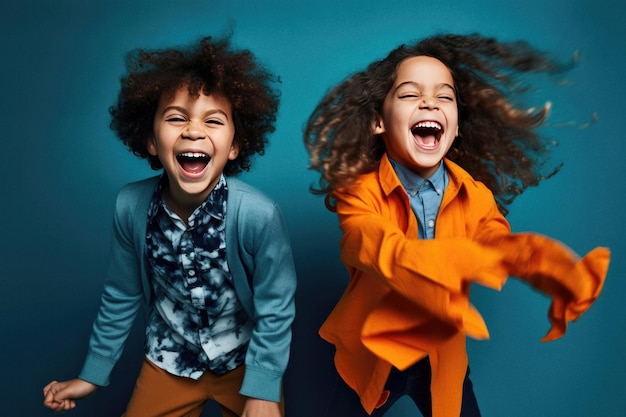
<box><xmin>304</xmin><ymin>33</ymin><xmax>570</xmax><ymax>214</ymax></box>
<box><xmin>110</xmin><ymin>35</ymin><xmax>280</xmax><ymax>176</ymax></box>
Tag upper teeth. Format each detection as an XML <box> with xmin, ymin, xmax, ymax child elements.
<box><xmin>413</xmin><ymin>121</ymin><xmax>442</xmax><ymax>130</ymax></box>
<box><xmin>179</xmin><ymin>152</ymin><xmax>207</xmax><ymax>158</ymax></box>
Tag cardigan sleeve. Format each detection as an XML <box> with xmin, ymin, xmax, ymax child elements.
<box><xmin>240</xmin><ymin>202</ymin><xmax>296</xmax><ymax>401</ymax></box>
<box><xmin>226</xmin><ymin>182</ymin><xmax>297</xmax><ymax>402</ymax></box>
<box><xmin>78</xmin><ymin>184</ymin><xmax>146</xmax><ymax>386</ymax></box>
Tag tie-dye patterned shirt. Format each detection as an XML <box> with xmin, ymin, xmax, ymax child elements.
<box><xmin>144</xmin><ymin>175</ymin><xmax>253</xmax><ymax>378</ymax></box>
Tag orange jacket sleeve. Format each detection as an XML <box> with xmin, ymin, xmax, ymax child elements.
<box><xmin>480</xmin><ymin>233</ymin><xmax>610</xmax><ymax>341</ymax></box>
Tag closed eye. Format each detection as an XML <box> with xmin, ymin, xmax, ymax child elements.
<box><xmin>165</xmin><ymin>115</ymin><xmax>187</xmax><ymax>123</ymax></box>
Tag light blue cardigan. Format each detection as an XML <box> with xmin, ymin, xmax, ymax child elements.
<box><xmin>78</xmin><ymin>175</ymin><xmax>297</xmax><ymax>402</ymax></box>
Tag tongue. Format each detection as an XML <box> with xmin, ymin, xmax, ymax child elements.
<box><xmin>415</xmin><ymin>134</ymin><xmax>438</xmax><ymax>148</ymax></box>
<box><xmin>180</xmin><ymin>159</ymin><xmax>207</xmax><ymax>174</ymax></box>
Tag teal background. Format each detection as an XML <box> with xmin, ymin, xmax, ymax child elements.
<box><xmin>1</xmin><ymin>0</ymin><xmax>624</xmax><ymax>416</ymax></box>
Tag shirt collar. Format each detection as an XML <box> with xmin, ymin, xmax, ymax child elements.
<box><xmin>388</xmin><ymin>156</ymin><xmax>446</xmax><ymax>197</ymax></box>
<box><xmin>147</xmin><ymin>174</ymin><xmax>228</xmax><ymax>223</ymax></box>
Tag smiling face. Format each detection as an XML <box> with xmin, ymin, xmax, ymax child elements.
<box><xmin>148</xmin><ymin>86</ymin><xmax>238</xmax><ymax>218</ymax></box>
<box><xmin>374</xmin><ymin>55</ymin><xmax>459</xmax><ymax>178</ymax></box>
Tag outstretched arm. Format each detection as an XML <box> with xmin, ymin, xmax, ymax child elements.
<box><xmin>480</xmin><ymin>233</ymin><xmax>610</xmax><ymax>341</ymax></box>
<box><xmin>42</xmin><ymin>378</ymin><xmax>97</xmax><ymax>413</ymax></box>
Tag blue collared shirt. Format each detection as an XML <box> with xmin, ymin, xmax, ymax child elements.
<box><xmin>144</xmin><ymin>175</ymin><xmax>253</xmax><ymax>378</ymax></box>
<box><xmin>389</xmin><ymin>158</ymin><xmax>448</xmax><ymax>239</ymax></box>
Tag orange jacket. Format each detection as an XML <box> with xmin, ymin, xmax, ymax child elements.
<box><xmin>319</xmin><ymin>156</ymin><xmax>609</xmax><ymax>416</ymax></box>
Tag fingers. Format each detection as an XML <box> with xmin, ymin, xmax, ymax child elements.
<box><xmin>48</xmin><ymin>398</ymin><xmax>76</xmax><ymax>414</ymax></box>
<box><xmin>43</xmin><ymin>381</ymin><xmax>76</xmax><ymax>413</ymax></box>
<box><xmin>42</xmin><ymin>380</ymin><xmax>59</xmax><ymax>396</ymax></box>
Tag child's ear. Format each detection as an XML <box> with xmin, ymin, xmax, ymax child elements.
<box><xmin>228</xmin><ymin>140</ymin><xmax>240</xmax><ymax>161</ymax></box>
<box><xmin>372</xmin><ymin>116</ymin><xmax>385</xmax><ymax>135</ymax></box>
<box><xmin>146</xmin><ymin>136</ymin><xmax>158</xmax><ymax>156</ymax></box>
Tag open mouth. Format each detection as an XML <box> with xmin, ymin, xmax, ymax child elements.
<box><xmin>177</xmin><ymin>152</ymin><xmax>210</xmax><ymax>174</ymax></box>
<box><xmin>411</xmin><ymin>121</ymin><xmax>443</xmax><ymax>149</ymax></box>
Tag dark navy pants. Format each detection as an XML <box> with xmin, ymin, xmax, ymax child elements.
<box><xmin>324</xmin><ymin>357</ymin><xmax>481</xmax><ymax>417</ymax></box>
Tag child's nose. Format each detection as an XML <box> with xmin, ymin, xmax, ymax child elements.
<box><xmin>183</xmin><ymin>121</ymin><xmax>206</xmax><ymax>140</ymax></box>
<box><xmin>420</xmin><ymin>96</ymin><xmax>438</xmax><ymax>109</ymax></box>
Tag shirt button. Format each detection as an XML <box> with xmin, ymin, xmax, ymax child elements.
<box><xmin>188</xmin><ymin>269</ymin><xmax>196</xmax><ymax>277</ymax></box>
<box><xmin>427</xmin><ymin>219</ymin><xmax>435</xmax><ymax>228</ymax></box>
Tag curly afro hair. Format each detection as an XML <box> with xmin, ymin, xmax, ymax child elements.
<box><xmin>110</xmin><ymin>35</ymin><xmax>280</xmax><ymax>176</ymax></box>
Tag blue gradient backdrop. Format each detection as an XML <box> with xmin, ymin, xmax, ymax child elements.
<box><xmin>2</xmin><ymin>1</ymin><xmax>624</xmax><ymax>416</ymax></box>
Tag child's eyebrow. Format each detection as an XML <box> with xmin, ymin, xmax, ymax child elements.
<box><xmin>203</xmin><ymin>109</ymin><xmax>230</xmax><ymax>120</ymax></box>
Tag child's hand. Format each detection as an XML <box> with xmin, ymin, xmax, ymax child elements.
<box><xmin>43</xmin><ymin>379</ymin><xmax>97</xmax><ymax>413</ymax></box>
<box><xmin>241</xmin><ymin>398</ymin><xmax>282</xmax><ymax>417</ymax></box>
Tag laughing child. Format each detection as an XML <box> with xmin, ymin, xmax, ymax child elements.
<box><xmin>304</xmin><ymin>33</ymin><xmax>610</xmax><ymax>417</ymax></box>
<box><xmin>43</xmin><ymin>36</ymin><xmax>296</xmax><ymax>417</ymax></box>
